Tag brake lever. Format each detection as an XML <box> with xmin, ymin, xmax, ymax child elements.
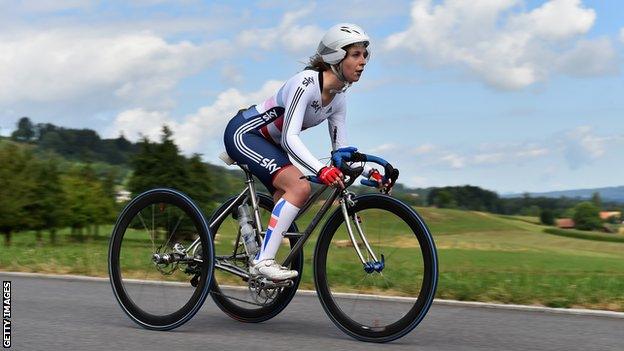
<box><xmin>381</xmin><ymin>167</ymin><xmax>399</xmax><ymax>195</ymax></box>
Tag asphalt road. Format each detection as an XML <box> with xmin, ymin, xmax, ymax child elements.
<box><xmin>2</xmin><ymin>274</ymin><xmax>623</xmax><ymax>351</ymax></box>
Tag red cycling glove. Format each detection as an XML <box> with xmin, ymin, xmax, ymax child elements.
<box><xmin>317</xmin><ymin>166</ymin><xmax>344</xmax><ymax>186</ymax></box>
<box><xmin>368</xmin><ymin>169</ymin><xmax>384</xmax><ymax>187</ymax></box>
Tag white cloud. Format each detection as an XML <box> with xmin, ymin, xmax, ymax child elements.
<box><xmin>620</xmin><ymin>28</ymin><xmax>624</xmax><ymax>43</ymax></box>
<box><xmin>221</xmin><ymin>64</ymin><xmax>244</xmax><ymax>85</ymax></box>
<box><xmin>370</xmin><ymin>143</ymin><xmax>400</xmax><ymax>154</ymax></box>
<box><xmin>109</xmin><ymin>80</ymin><xmax>284</xmax><ymax>155</ymax></box>
<box><xmin>412</xmin><ymin>143</ymin><xmax>435</xmax><ymax>154</ymax></box>
<box><xmin>409</xmin><ymin>176</ymin><xmax>429</xmax><ymax>188</ymax></box>
<box><xmin>557</xmin><ymin>38</ymin><xmax>619</xmax><ymax>77</ymax></box>
<box><xmin>384</xmin><ymin>0</ymin><xmax>616</xmax><ymax>90</ymax></box>
<box><xmin>236</xmin><ymin>6</ymin><xmax>324</xmax><ymax>55</ymax></box>
<box><xmin>385</xmin><ymin>140</ymin><xmax>553</xmax><ymax>170</ymax></box>
<box><xmin>3</xmin><ymin>0</ymin><xmax>94</xmax><ymax>13</ymax></box>
<box><xmin>508</xmin><ymin>0</ymin><xmax>595</xmax><ymax>40</ymax></box>
<box><xmin>440</xmin><ymin>153</ymin><xmax>466</xmax><ymax>169</ymax></box>
<box><xmin>0</xmin><ymin>29</ymin><xmax>231</xmax><ymax>108</ymax></box>
<box><xmin>110</xmin><ymin>108</ymin><xmax>175</xmax><ymax>142</ymax></box>
<box><xmin>515</xmin><ymin>146</ymin><xmax>549</xmax><ymax>158</ymax></box>
<box><xmin>473</xmin><ymin>152</ymin><xmax>505</xmax><ymax>165</ymax></box>
<box><xmin>561</xmin><ymin>126</ymin><xmax>609</xmax><ymax>169</ymax></box>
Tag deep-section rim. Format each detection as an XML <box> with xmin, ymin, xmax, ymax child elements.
<box><xmin>313</xmin><ymin>193</ymin><xmax>438</xmax><ymax>342</ymax></box>
<box><xmin>108</xmin><ymin>187</ymin><xmax>215</xmax><ymax>330</ymax></box>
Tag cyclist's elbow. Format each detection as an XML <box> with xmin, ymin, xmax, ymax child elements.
<box><xmin>281</xmin><ymin>134</ymin><xmax>295</xmax><ymax>150</ymax></box>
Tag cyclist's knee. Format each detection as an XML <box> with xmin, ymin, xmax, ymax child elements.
<box><xmin>291</xmin><ymin>181</ymin><xmax>311</xmax><ymax>200</ymax></box>
<box><xmin>281</xmin><ymin>181</ymin><xmax>309</xmax><ymax>207</ymax></box>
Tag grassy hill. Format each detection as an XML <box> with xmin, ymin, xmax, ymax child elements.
<box><xmin>418</xmin><ymin>208</ymin><xmax>623</xmax><ymax>310</ymax></box>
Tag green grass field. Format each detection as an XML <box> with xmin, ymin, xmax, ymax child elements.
<box><xmin>1</xmin><ymin>205</ymin><xmax>623</xmax><ymax>311</ymax></box>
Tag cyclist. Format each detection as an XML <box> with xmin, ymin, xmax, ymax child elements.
<box><xmin>223</xmin><ymin>23</ymin><xmax>388</xmax><ymax>281</ymax></box>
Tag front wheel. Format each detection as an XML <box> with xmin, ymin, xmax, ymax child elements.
<box><xmin>314</xmin><ymin>194</ymin><xmax>438</xmax><ymax>342</ymax></box>
<box><xmin>108</xmin><ymin>188</ymin><xmax>214</xmax><ymax>330</ymax></box>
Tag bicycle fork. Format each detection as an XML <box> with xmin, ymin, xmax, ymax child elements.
<box><xmin>340</xmin><ymin>192</ymin><xmax>385</xmax><ymax>274</ymax></box>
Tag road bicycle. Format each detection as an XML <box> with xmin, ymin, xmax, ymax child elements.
<box><xmin>108</xmin><ymin>150</ymin><xmax>438</xmax><ymax>343</ymax></box>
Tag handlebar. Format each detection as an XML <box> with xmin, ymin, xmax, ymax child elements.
<box><xmin>303</xmin><ymin>152</ymin><xmax>399</xmax><ymax>193</ymax></box>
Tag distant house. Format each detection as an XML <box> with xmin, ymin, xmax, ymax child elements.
<box><xmin>556</xmin><ymin>218</ymin><xmax>575</xmax><ymax>229</ymax></box>
<box><xmin>116</xmin><ymin>190</ymin><xmax>131</xmax><ymax>203</ymax></box>
<box><xmin>599</xmin><ymin>211</ymin><xmax>621</xmax><ymax>221</ymax></box>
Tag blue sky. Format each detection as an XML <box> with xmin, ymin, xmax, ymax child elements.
<box><xmin>0</xmin><ymin>0</ymin><xmax>622</xmax><ymax>194</ymax></box>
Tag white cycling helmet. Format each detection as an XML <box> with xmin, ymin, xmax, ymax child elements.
<box><xmin>317</xmin><ymin>23</ymin><xmax>370</xmax><ymax>65</ymax></box>
<box><xmin>316</xmin><ymin>23</ymin><xmax>370</xmax><ymax>93</ymax></box>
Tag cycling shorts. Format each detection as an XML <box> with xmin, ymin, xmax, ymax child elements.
<box><xmin>223</xmin><ymin>109</ymin><xmax>293</xmax><ymax>194</ymax></box>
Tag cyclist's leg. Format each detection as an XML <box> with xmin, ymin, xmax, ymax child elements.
<box><xmin>272</xmin><ymin>189</ymin><xmax>284</xmax><ymax>204</ymax></box>
<box><xmin>224</xmin><ymin>122</ymin><xmax>302</xmax><ymax>273</ymax></box>
<box><xmin>271</xmin><ymin>166</ymin><xmax>309</xmax><ymax>207</ymax></box>
<box><xmin>254</xmin><ymin>166</ymin><xmax>310</xmax><ymax>264</ymax></box>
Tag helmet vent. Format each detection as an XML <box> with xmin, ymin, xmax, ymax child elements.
<box><xmin>340</xmin><ymin>28</ymin><xmax>352</xmax><ymax>33</ymax></box>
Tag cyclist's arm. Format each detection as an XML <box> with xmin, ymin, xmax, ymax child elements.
<box><xmin>327</xmin><ymin>101</ymin><xmax>374</xmax><ymax>177</ymax></box>
<box><xmin>328</xmin><ymin>103</ymin><xmax>348</xmax><ymax>151</ymax></box>
<box><xmin>281</xmin><ymin>82</ymin><xmax>326</xmax><ymax>174</ymax></box>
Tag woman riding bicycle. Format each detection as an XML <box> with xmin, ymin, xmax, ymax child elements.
<box><xmin>223</xmin><ymin>23</ymin><xmax>388</xmax><ymax>281</ymax></box>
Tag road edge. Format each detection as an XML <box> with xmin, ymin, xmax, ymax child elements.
<box><xmin>2</xmin><ymin>271</ymin><xmax>623</xmax><ymax>319</ymax></box>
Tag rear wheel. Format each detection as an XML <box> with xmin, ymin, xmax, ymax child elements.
<box><xmin>108</xmin><ymin>188</ymin><xmax>214</xmax><ymax>330</ymax></box>
<box><xmin>314</xmin><ymin>194</ymin><xmax>438</xmax><ymax>342</ymax></box>
<box><xmin>209</xmin><ymin>193</ymin><xmax>304</xmax><ymax>322</ymax></box>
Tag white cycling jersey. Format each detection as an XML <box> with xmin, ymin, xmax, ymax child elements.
<box><xmin>240</xmin><ymin>69</ymin><xmax>348</xmax><ymax>174</ymax></box>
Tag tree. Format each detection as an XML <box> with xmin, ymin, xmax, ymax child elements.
<box><xmin>0</xmin><ymin>143</ymin><xmax>38</xmax><ymax>245</ymax></box>
<box><xmin>521</xmin><ymin>205</ymin><xmax>541</xmax><ymax>217</ymax></box>
<box><xmin>61</xmin><ymin>170</ymin><xmax>91</xmax><ymax>239</ymax></box>
<box><xmin>21</xmin><ymin>155</ymin><xmax>68</xmax><ymax>244</ymax></box>
<box><xmin>540</xmin><ymin>209</ymin><xmax>555</xmax><ymax>225</ymax></box>
<box><xmin>129</xmin><ymin>126</ymin><xmax>192</xmax><ymax>195</ymax></box>
<box><xmin>591</xmin><ymin>192</ymin><xmax>602</xmax><ymax>208</ymax></box>
<box><xmin>429</xmin><ymin>189</ymin><xmax>456</xmax><ymax>208</ymax></box>
<box><xmin>186</xmin><ymin>153</ymin><xmax>217</xmax><ymax>214</ymax></box>
<box><xmin>39</xmin><ymin>130</ymin><xmax>64</xmax><ymax>152</ymax></box>
<box><xmin>11</xmin><ymin>117</ymin><xmax>35</xmax><ymax>142</ymax></box>
<box><xmin>573</xmin><ymin>202</ymin><xmax>602</xmax><ymax>231</ymax></box>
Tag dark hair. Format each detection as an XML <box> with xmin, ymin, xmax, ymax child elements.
<box><xmin>307</xmin><ymin>54</ymin><xmax>331</xmax><ymax>72</ymax></box>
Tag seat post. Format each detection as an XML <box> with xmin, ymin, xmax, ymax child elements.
<box><xmin>239</xmin><ymin>164</ymin><xmax>255</xmax><ymax>184</ymax></box>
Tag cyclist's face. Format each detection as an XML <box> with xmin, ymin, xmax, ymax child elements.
<box><xmin>341</xmin><ymin>45</ymin><xmax>368</xmax><ymax>83</ymax></box>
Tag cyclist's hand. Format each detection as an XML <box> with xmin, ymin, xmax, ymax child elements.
<box><xmin>318</xmin><ymin>166</ymin><xmax>344</xmax><ymax>188</ymax></box>
<box><xmin>382</xmin><ymin>165</ymin><xmax>399</xmax><ymax>194</ymax></box>
<box><xmin>368</xmin><ymin>169</ymin><xmax>384</xmax><ymax>188</ymax></box>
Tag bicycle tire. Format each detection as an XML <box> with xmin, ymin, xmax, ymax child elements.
<box><xmin>108</xmin><ymin>188</ymin><xmax>214</xmax><ymax>330</ymax></box>
<box><xmin>209</xmin><ymin>193</ymin><xmax>304</xmax><ymax>322</ymax></box>
<box><xmin>314</xmin><ymin>193</ymin><xmax>438</xmax><ymax>342</ymax></box>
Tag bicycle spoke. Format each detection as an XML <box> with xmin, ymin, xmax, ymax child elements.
<box><xmin>162</xmin><ymin>214</ymin><xmax>183</xmax><ymax>251</ymax></box>
<box><xmin>137</xmin><ymin>212</ymin><xmax>155</xmax><ymax>252</ymax></box>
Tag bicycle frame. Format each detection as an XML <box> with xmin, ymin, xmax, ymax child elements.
<box><xmin>186</xmin><ymin>165</ymin><xmax>382</xmax><ymax>277</ymax></box>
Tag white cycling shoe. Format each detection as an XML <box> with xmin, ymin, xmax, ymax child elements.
<box><xmin>250</xmin><ymin>259</ymin><xmax>298</xmax><ymax>281</ymax></box>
